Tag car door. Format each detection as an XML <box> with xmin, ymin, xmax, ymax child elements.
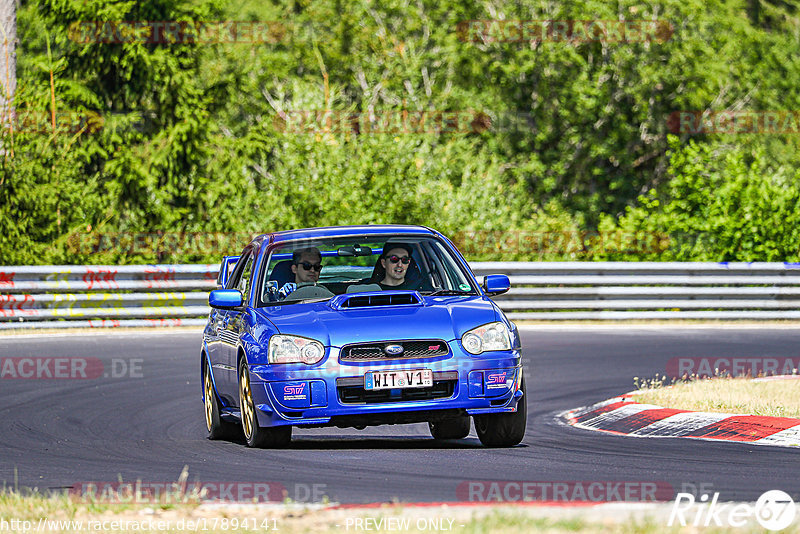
<box><xmin>218</xmin><ymin>251</ymin><xmax>255</xmax><ymax>402</ymax></box>
<box><xmin>206</xmin><ymin>256</ymin><xmax>238</xmax><ymax>400</ymax></box>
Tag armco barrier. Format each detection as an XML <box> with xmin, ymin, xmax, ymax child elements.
<box><xmin>0</xmin><ymin>265</ymin><xmax>216</xmax><ymax>329</ymax></box>
<box><xmin>2</xmin><ymin>262</ymin><xmax>800</xmax><ymax>328</ymax></box>
<box><xmin>475</xmin><ymin>262</ymin><xmax>800</xmax><ymax>320</ymax></box>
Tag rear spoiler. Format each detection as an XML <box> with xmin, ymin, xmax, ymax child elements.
<box><xmin>216</xmin><ymin>255</ymin><xmax>240</xmax><ymax>288</ymax></box>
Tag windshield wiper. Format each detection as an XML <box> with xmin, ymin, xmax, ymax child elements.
<box><xmin>424</xmin><ymin>289</ymin><xmax>474</xmax><ymax>296</ymax></box>
<box><xmin>269</xmin><ymin>297</ymin><xmax>332</xmax><ymax>306</ymax></box>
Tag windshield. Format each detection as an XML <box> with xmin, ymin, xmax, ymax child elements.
<box><xmin>257</xmin><ymin>235</ymin><xmax>477</xmax><ymax>306</ymax></box>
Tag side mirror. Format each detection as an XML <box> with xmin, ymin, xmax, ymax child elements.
<box><xmin>209</xmin><ymin>289</ymin><xmax>244</xmax><ymax>309</ymax></box>
<box><xmin>483</xmin><ymin>274</ymin><xmax>510</xmax><ymax>296</ymax></box>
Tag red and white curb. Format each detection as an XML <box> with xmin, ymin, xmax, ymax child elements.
<box><xmin>561</xmin><ymin>396</ymin><xmax>800</xmax><ymax>448</ymax></box>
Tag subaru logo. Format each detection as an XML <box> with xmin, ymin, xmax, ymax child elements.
<box><xmin>384</xmin><ymin>344</ymin><xmax>404</xmax><ymax>355</ymax></box>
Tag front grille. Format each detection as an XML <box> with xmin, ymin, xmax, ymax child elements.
<box><xmin>340</xmin><ymin>339</ymin><xmax>449</xmax><ymax>362</ymax></box>
<box><xmin>337</xmin><ymin>380</ymin><xmax>456</xmax><ymax>404</ymax></box>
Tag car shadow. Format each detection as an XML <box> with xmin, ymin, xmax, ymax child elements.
<box><xmin>223</xmin><ymin>434</ymin><xmax>527</xmax><ymax>450</ymax></box>
<box><xmin>287</xmin><ymin>436</ymin><xmax>488</xmax><ymax>449</ymax></box>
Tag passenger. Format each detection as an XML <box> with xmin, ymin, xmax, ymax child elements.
<box><xmin>278</xmin><ymin>247</ymin><xmax>323</xmax><ymax>298</ymax></box>
<box><xmin>372</xmin><ymin>243</ymin><xmax>421</xmax><ymax>291</ymax></box>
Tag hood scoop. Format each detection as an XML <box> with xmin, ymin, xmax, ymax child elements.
<box><xmin>329</xmin><ymin>290</ymin><xmax>423</xmax><ymax>310</ymax></box>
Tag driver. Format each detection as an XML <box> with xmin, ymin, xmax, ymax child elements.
<box><xmin>278</xmin><ymin>247</ymin><xmax>323</xmax><ymax>298</ymax></box>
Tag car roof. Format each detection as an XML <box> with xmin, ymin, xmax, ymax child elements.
<box><xmin>250</xmin><ymin>225</ymin><xmax>437</xmax><ymax>247</ymax></box>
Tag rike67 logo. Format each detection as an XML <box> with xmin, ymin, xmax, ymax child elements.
<box><xmin>669</xmin><ymin>490</ymin><xmax>796</xmax><ymax>530</ymax></box>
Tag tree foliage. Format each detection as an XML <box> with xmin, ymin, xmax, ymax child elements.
<box><xmin>2</xmin><ymin>0</ymin><xmax>800</xmax><ymax>263</ymax></box>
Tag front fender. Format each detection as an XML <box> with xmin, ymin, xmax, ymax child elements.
<box><xmin>201</xmin><ymin>343</ymin><xmax>223</xmax><ymax>405</ymax></box>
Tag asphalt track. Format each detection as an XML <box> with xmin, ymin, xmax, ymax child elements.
<box><xmin>1</xmin><ymin>327</ymin><xmax>798</xmax><ymax>504</ymax></box>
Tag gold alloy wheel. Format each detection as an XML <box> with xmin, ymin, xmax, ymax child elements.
<box><xmin>204</xmin><ymin>369</ymin><xmax>214</xmax><ymax>432</ymax></box>
<box><xmin>239</xmin><ymin>364</ymin><xmax>254</xmax><ymax>440</ymax></box>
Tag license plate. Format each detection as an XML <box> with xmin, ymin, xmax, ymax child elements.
<box><xmin>364</xmin><ymin>369</ymin><xmax>433</xmax><ymax>390</ymax></box>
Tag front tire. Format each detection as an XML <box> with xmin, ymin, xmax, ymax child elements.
<box><xmin>474</xmin><ymin>376</ymin><xmax>527</xmax><ymax>447</ymax></box>
<box><xmin>238</xmin><ymin>358</ymin><xmax>292</xmax><ymax>448</ymax></box>
<box><xmin>204</xmin><ymin>361</ymin><xmax>239</xmax><ymax>440</ymax></box>
<box><xmin>429</xmin><ymin>415</ymin><xmax>471</xmax><ymax>440</ymax></box>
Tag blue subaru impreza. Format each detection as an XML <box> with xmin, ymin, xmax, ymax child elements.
<box><xmin>202</xmin><ymin>225</ymin><xmax>526</xmax><ymax>448</ymax></box>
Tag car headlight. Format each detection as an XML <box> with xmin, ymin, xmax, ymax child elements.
<box><xmin>461</xmin><ymin>322</ymin><xmax>512</xmax><ymax>355</ymax></box>
<box><xmin>268</xmin><ymin>335</ymin><xmax>325</xmax><ymax>364</ymax></box>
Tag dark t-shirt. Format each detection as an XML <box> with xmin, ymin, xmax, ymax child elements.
<box><xmin>377</xmin><ymin>279</ymin><xmax>423</xmax><ymax>291</ymax></box>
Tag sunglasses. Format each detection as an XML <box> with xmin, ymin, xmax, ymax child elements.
<box><xmin>386</xmin><ymin>255</ymin><xmax>411</xmax><ymax>264</ymax></box>
<box><xmin>296</xmin><ymin>261</ymin><xmax>323</xmax><ymax>272</ymax></box>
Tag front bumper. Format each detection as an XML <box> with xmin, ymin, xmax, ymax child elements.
<box><xmin>246</xmin><ymin>341</ymin><xmax>524</xmax><ymax>428</ymax></box>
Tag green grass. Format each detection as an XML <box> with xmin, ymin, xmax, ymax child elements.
<box><xmin>632</xmin><ymin>377</ymin><xmax>800</xmax><ymax>418</ymax></box>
